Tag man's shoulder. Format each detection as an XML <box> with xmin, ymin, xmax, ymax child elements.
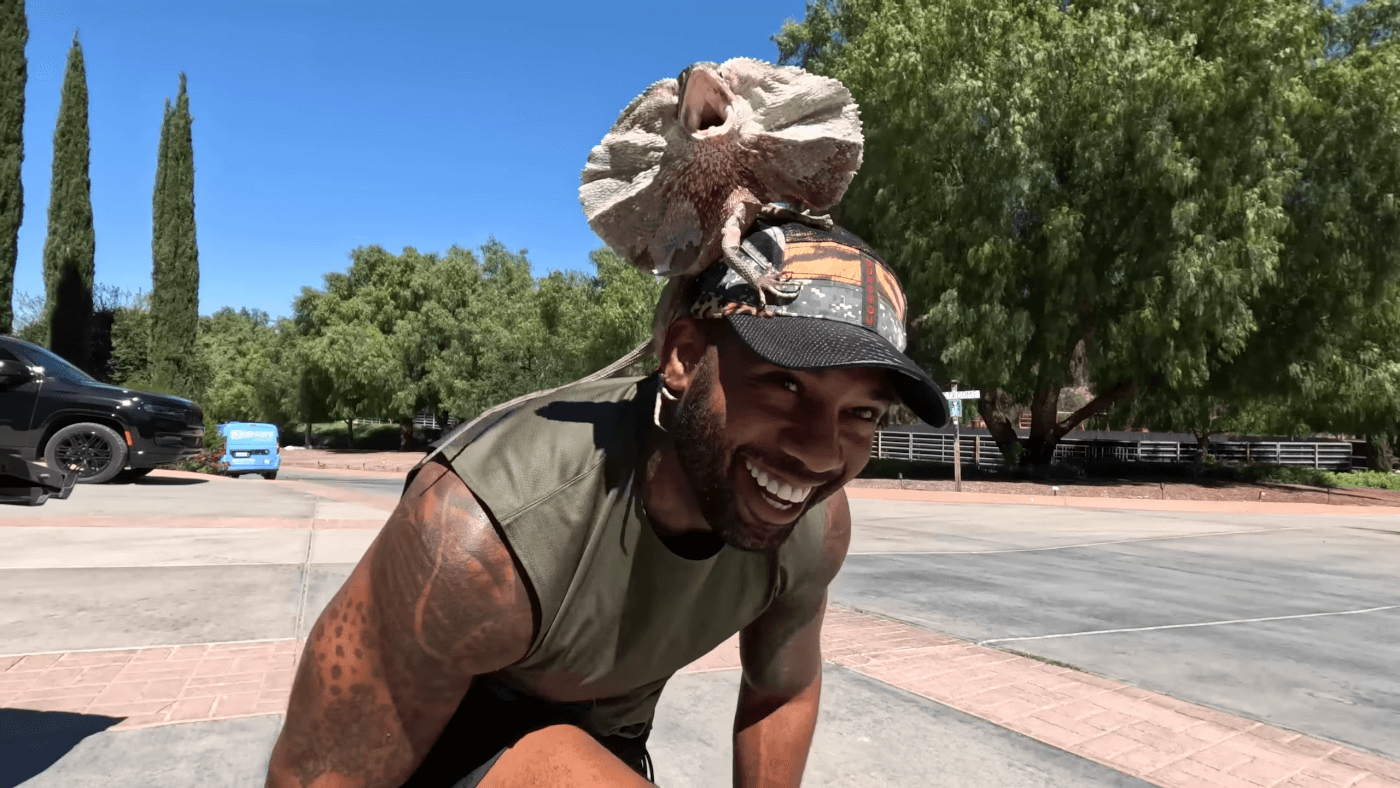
<box><xmin>774</xmin><ymin>488</ymin><xmax>852</xmax><ymax>598</ymax></box>
<box><xmin>432</xmin><ymin>376</ymin><xmax>650</xmax><ymax>523</ymax></box>
<box><xmin>819</xmin><ymin>487</ymin><xmax>853</xmax><ymax>581</ymax></box>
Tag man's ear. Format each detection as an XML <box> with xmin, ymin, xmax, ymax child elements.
<box><xmin>659</xmin><ymin>317</ymin><xmax>709</xmax><ymax>394</ymax></box>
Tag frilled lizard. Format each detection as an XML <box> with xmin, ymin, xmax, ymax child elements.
<box><xmin>443</xmin><ymin>60</ymin><xmax>864</xmax><ymax>440</ymax></box>
<box><xmin>580</xmin><ymin>57</ymin><xmax>864</xmax><ymax>310</ymax></box>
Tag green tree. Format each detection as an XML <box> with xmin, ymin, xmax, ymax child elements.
<box><xmin>776</xmin><ymin>0</ymin><xmax>1332</xmax><ymax>466</ymax></box>
<box><xmin>197</xmin><ymin>307</ymin><xmax>281</xmax><ymax>423</ymax></box>
<box><xmin>290</xmin><ymin>245</ymin><xmax>423</xmax><ymax>446</ymax></box>
<box><xmin>109</xmin><ymin>294</ymin><xmax>152</xmax><ymax>387</ymax></box>
<box><xmin>414</xmin><ymin>240</ymin><xmax>549</xmax><ymax>424</ymax></box>
<box><xmin>288</xmin><ymin>240</ymin><xmax>663</xmax><ymax>441</ymax></box>
<box><xmin>536</xmin><ymin>247</ymin><xmax>664</xmax><ymax>380</ymax></box>
<box><xmin>253</xmin><ymin>318</ymin><xmax>309</xmax><ymax>432</ymax></box>
<box><xmin>149</xmin><ymin>73</ymin><xmax>201</xmax><ymax>396</ymax></box>
<box><xmin>1122</xmin><ymin>0</ymin><xmax>1400</xmax><ymax>464</ymax></box>
<box><xmin>0</xmin><ymin>0</ymin><xmax>26</xmax><ymax>335</ymax></box>
<box><xmin>40</xmin><ymin>31</ymin><xmax>95</xmax><ymax>368</ymax></box>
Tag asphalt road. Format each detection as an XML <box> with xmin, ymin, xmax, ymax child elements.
<box><xmin>277</xmin><ymin>467</ymin><xmax>406</xmax><ymax>498</ymax></box>
<box><xmin>833</xmin><ymin>500</ymin><xmax>1400</xmax><ymax>760</ymax></box>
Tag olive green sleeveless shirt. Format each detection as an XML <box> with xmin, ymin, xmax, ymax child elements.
<box><xmin>420</xmin><ymin>375</ymin><xmax>829</xmax><ymax>740</ymax></box>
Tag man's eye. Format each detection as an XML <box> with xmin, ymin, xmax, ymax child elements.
<box><xmin>780</xmin><ymin>378</ymin><xmax>799</xmax><ymax>394</ymax></box>
<box><xmin>853</xmin><ymin>407</ymin><xmax>877</xmax><ymax>421</ymax></box>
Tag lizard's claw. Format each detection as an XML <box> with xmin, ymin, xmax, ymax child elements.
<box><xmin>753</xmin><ymin>271</ymin><xmax>801</xmax><ymax>314</ymax></box>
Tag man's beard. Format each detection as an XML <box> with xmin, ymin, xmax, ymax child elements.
<box><xmin>669</xmin><ymin>360</ymin><xmax>804</xmax><ymax>552</ymax></box>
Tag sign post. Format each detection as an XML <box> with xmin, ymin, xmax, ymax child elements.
<box><xmin>951</xmin><ymin>381</ymin><xmax>961</xmax><ymax>491</ymax></box>
<box><xmin>943</xmin><ymin>386</ymin><xmax>981</xmax><ymax>492</ymax></box>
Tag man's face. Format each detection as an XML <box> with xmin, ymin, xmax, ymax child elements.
<box><xmin>670</xmin><ymin>324</ymin><xmax>893</xmax><ymax>551</ymax></box>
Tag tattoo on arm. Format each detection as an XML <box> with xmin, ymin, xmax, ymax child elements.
<box><xmin>270</xmin><ymin>460</ymin><xmax>532</xmax><ymax>787</ymax></box>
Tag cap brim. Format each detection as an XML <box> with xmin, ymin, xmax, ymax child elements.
<box><xmin>726</xmin><ymin>315</ymin><xmax>949</xmax><ymax>427</ymax></box>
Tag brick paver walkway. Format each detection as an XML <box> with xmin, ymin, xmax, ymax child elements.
<box><xmin>4</xmin><ymin>607</ymin><xmax>1396</xmax><ymax>788</ymax></box>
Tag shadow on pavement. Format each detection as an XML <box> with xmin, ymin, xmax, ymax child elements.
<box><xmin>0</xmin><ymin>708</ymin><xmax>122</xmax><ymax>788</ymax></box>
<box><xmin>126</xmin><ymin>476</ymin><xmax>209</xmax><ymax>486</ymax></box>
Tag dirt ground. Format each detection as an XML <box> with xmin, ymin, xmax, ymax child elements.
<box><xmin>279</xmin><ymin>448</ymin><xmax>1400</xmax><ymax>508</ymax></box>
<box><xmin>278</xmin><ymin>448</ymin><xmax>425</xmax><ymax>473</ymax></box>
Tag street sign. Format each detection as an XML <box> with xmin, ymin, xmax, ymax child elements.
<box><xmin>945</xmin><ymin>390</ymin><xmax>981</xmax><ymax>400</ymax></box>
<box><xmin>949</xmin><ymin>400</ymin><xmax>962</xmax><ymax>418</ymax></box>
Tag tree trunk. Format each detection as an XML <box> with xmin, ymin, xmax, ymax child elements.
<box><xmin>1370</xmin><ymin>433</ymin><xmax>1396</xmax><ymax>472</ymax></box>
<box><xmin>1025</xmin><ymin>380</ymin><xmax>1139</xmax><ymax>467</ymax></box>
<box><xmin>978</xmin><ymin>388</ymin><xmax>1024</xmax><ymax>467</ymax></box>
<box><xmin>304</xmin><ymin>422</ymin><xmax>311</xmax><ymax>448</ymax></box>
<box><xmin>345</xmin><ymin>419</ymin><xmax>355</xmax><ymax>449</ymax></box>
<box><xmin>1194</xmin><ymin>431</ymin><xmax>1213</xmax><ymax>462</ymax></box>
<box><xmin>1023</xmin><ymin>374</ymin><xmax>1063</xmax><ymax>467</ymax></box>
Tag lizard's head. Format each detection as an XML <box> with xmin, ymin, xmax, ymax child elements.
<box><xmin>676</xmin><ymin>62</ymin><xmax>736</xmax><ymax>139</ymax></box>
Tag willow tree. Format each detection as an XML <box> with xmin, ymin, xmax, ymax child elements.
<box><xmin>777</xmin><ymin>0</ymin><xmax>1321</xmax><ymax>465</ymax></box>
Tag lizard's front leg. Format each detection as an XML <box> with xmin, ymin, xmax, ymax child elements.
<box><xmin>758</xmin><ymin>202</ymin><xmax>835</xmax><ymax>231</ymax></box>
<box><xmin>719</xmin><ymin>213</ymin><xmax>801</xmax><ymax>312</ymax></box>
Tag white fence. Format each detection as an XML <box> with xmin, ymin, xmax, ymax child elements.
<box><xmin>873</xmin><ymin>430</ymin><xmax>1355</xmax><ymax>471</ymax></box>
<box><xmin>353</xmin><ymin>412</ymin><xmax>457</xmax><ymax>431</ymax></box>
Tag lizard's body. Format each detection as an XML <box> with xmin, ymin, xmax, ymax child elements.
<box><xmin>581</xmin><ymin>58</ymin><xmax>862</xmax><ymax>308</ymax></box>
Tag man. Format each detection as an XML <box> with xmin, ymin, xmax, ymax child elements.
<box><xmin>265</xmin><ymin>221</ymin><xmax>947</xmax><ymax>788</ymax></box>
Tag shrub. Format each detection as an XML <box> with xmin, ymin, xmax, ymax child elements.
<box><xmin>164</xmin><ymin>448</ymin><xmax>226</xmax><ymax>475</ymax></box>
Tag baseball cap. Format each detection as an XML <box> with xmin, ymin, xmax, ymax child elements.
<box><xmin>684</xmin><ymin>220</ymin><xmax>949</xmax><ymax>427</ymax></box>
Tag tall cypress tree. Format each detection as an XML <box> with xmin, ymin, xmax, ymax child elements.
<box><xmin>40</xmin><ymin>31</ymin><xmax>94</xmax><ymax>367</ymax></box>
<box><xmin>149</xmin><ymin>73</ymin><xmax>199</xmax><ymax>395</ymax></box>
<box><xmin>0</xmin><ymin>0</ymin><xmax>27</xmax><ymax>335</ymax></box>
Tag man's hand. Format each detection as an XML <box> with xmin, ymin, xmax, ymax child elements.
<box><xmin>265</xmin><ymin>459</ymin><xmax>534</xmax><ymax>788</ymax></box>
<box><xmin>733</xmin><ymin>490</ymin><xmax>852</xmax><ymax>787</ymax></box>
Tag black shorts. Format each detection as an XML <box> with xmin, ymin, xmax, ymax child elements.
<box><xmin>399</xmin><ymin>676</ymin><xmax>654</xmax><ymax>788</ymax></box>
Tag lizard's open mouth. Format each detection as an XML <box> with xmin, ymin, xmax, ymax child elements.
<box><xmin>680</xmin><ymin>68</ymin><xmax>735</xmax><ymax>138</ymax></box>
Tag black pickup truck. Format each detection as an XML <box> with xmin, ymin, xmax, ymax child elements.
<box><xmin>0</xmin><ymin>335</ymin><xmax>205</xmax><ymax>483</ymax></box>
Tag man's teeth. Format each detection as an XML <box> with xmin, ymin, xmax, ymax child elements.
<box><xmin>743</xmin><ymin>459</ymin><xmax>813</xmax><ymax>503</ymax></box>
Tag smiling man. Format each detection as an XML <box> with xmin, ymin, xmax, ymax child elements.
<box><xmin>266</xmin><ymin>221</ymin><xmax>948</xmax><ymax>788</ymax></box>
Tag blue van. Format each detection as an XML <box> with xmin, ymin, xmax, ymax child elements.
<box><xmin>218</xmin><ymin>422</ymin><xmax>280</xmax><ymax>479</ymax></box>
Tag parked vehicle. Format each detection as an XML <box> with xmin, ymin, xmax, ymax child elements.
<box><xmin>219</xmin><ymin>422</ymin><xmax>280</xmax><ymax>479</ymax></box>
<box><xmin>0</xmin><ymin>335</ymin><xmax>205</xmax><ymax>484</ymax></box>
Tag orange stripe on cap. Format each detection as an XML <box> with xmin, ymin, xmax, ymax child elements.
<box><xmin>873</xmin><ymin>265</ymin><xmax>906</xmax><ymax>322</ymax></box>
<box><xmin>780</xmin><ymin>241</ymin><xmax>866</xmax><ymax>286</ymax></box>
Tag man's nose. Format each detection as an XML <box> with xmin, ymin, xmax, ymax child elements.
<box><xmin>781</xmin><ymin>412</ymin><xmax>843</xmax><ymax>476</ymax></box>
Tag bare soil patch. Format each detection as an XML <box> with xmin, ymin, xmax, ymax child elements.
<box><xmin>278</xmin><ymin>448</ymin><xmax>426</xmax><ymax>473</ymax></box>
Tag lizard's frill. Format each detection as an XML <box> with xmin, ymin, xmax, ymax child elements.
<box><xmin>579</xmin><ymin>58</ymin><xmax>864</xmax><ymax>276</ymax></box>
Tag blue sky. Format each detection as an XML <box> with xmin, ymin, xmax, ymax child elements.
<box><xmin>14</xmin><ymin>0</ymin><xmax>813</xmax><ymax>319</ymax></box>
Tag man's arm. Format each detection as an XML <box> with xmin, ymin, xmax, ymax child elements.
<box><xmin>266</xmin><ymin>459</ymin><xmax>535</xmax><ymax>788</ymax></box>
<box><xmin>734</xmin><ymin>489</ymin><xmax>852</xmax><ymax>788</ymax></box>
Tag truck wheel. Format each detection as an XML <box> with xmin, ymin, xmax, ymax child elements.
<box><xmin>261</xmin><ymin>471</ymin><xmax>277</xmax><ymax>480</ymax></box>
<box><xmin>45</xmin><ymin>423</ymin><xmax>129</xmax><ymax>485</ymax></box>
